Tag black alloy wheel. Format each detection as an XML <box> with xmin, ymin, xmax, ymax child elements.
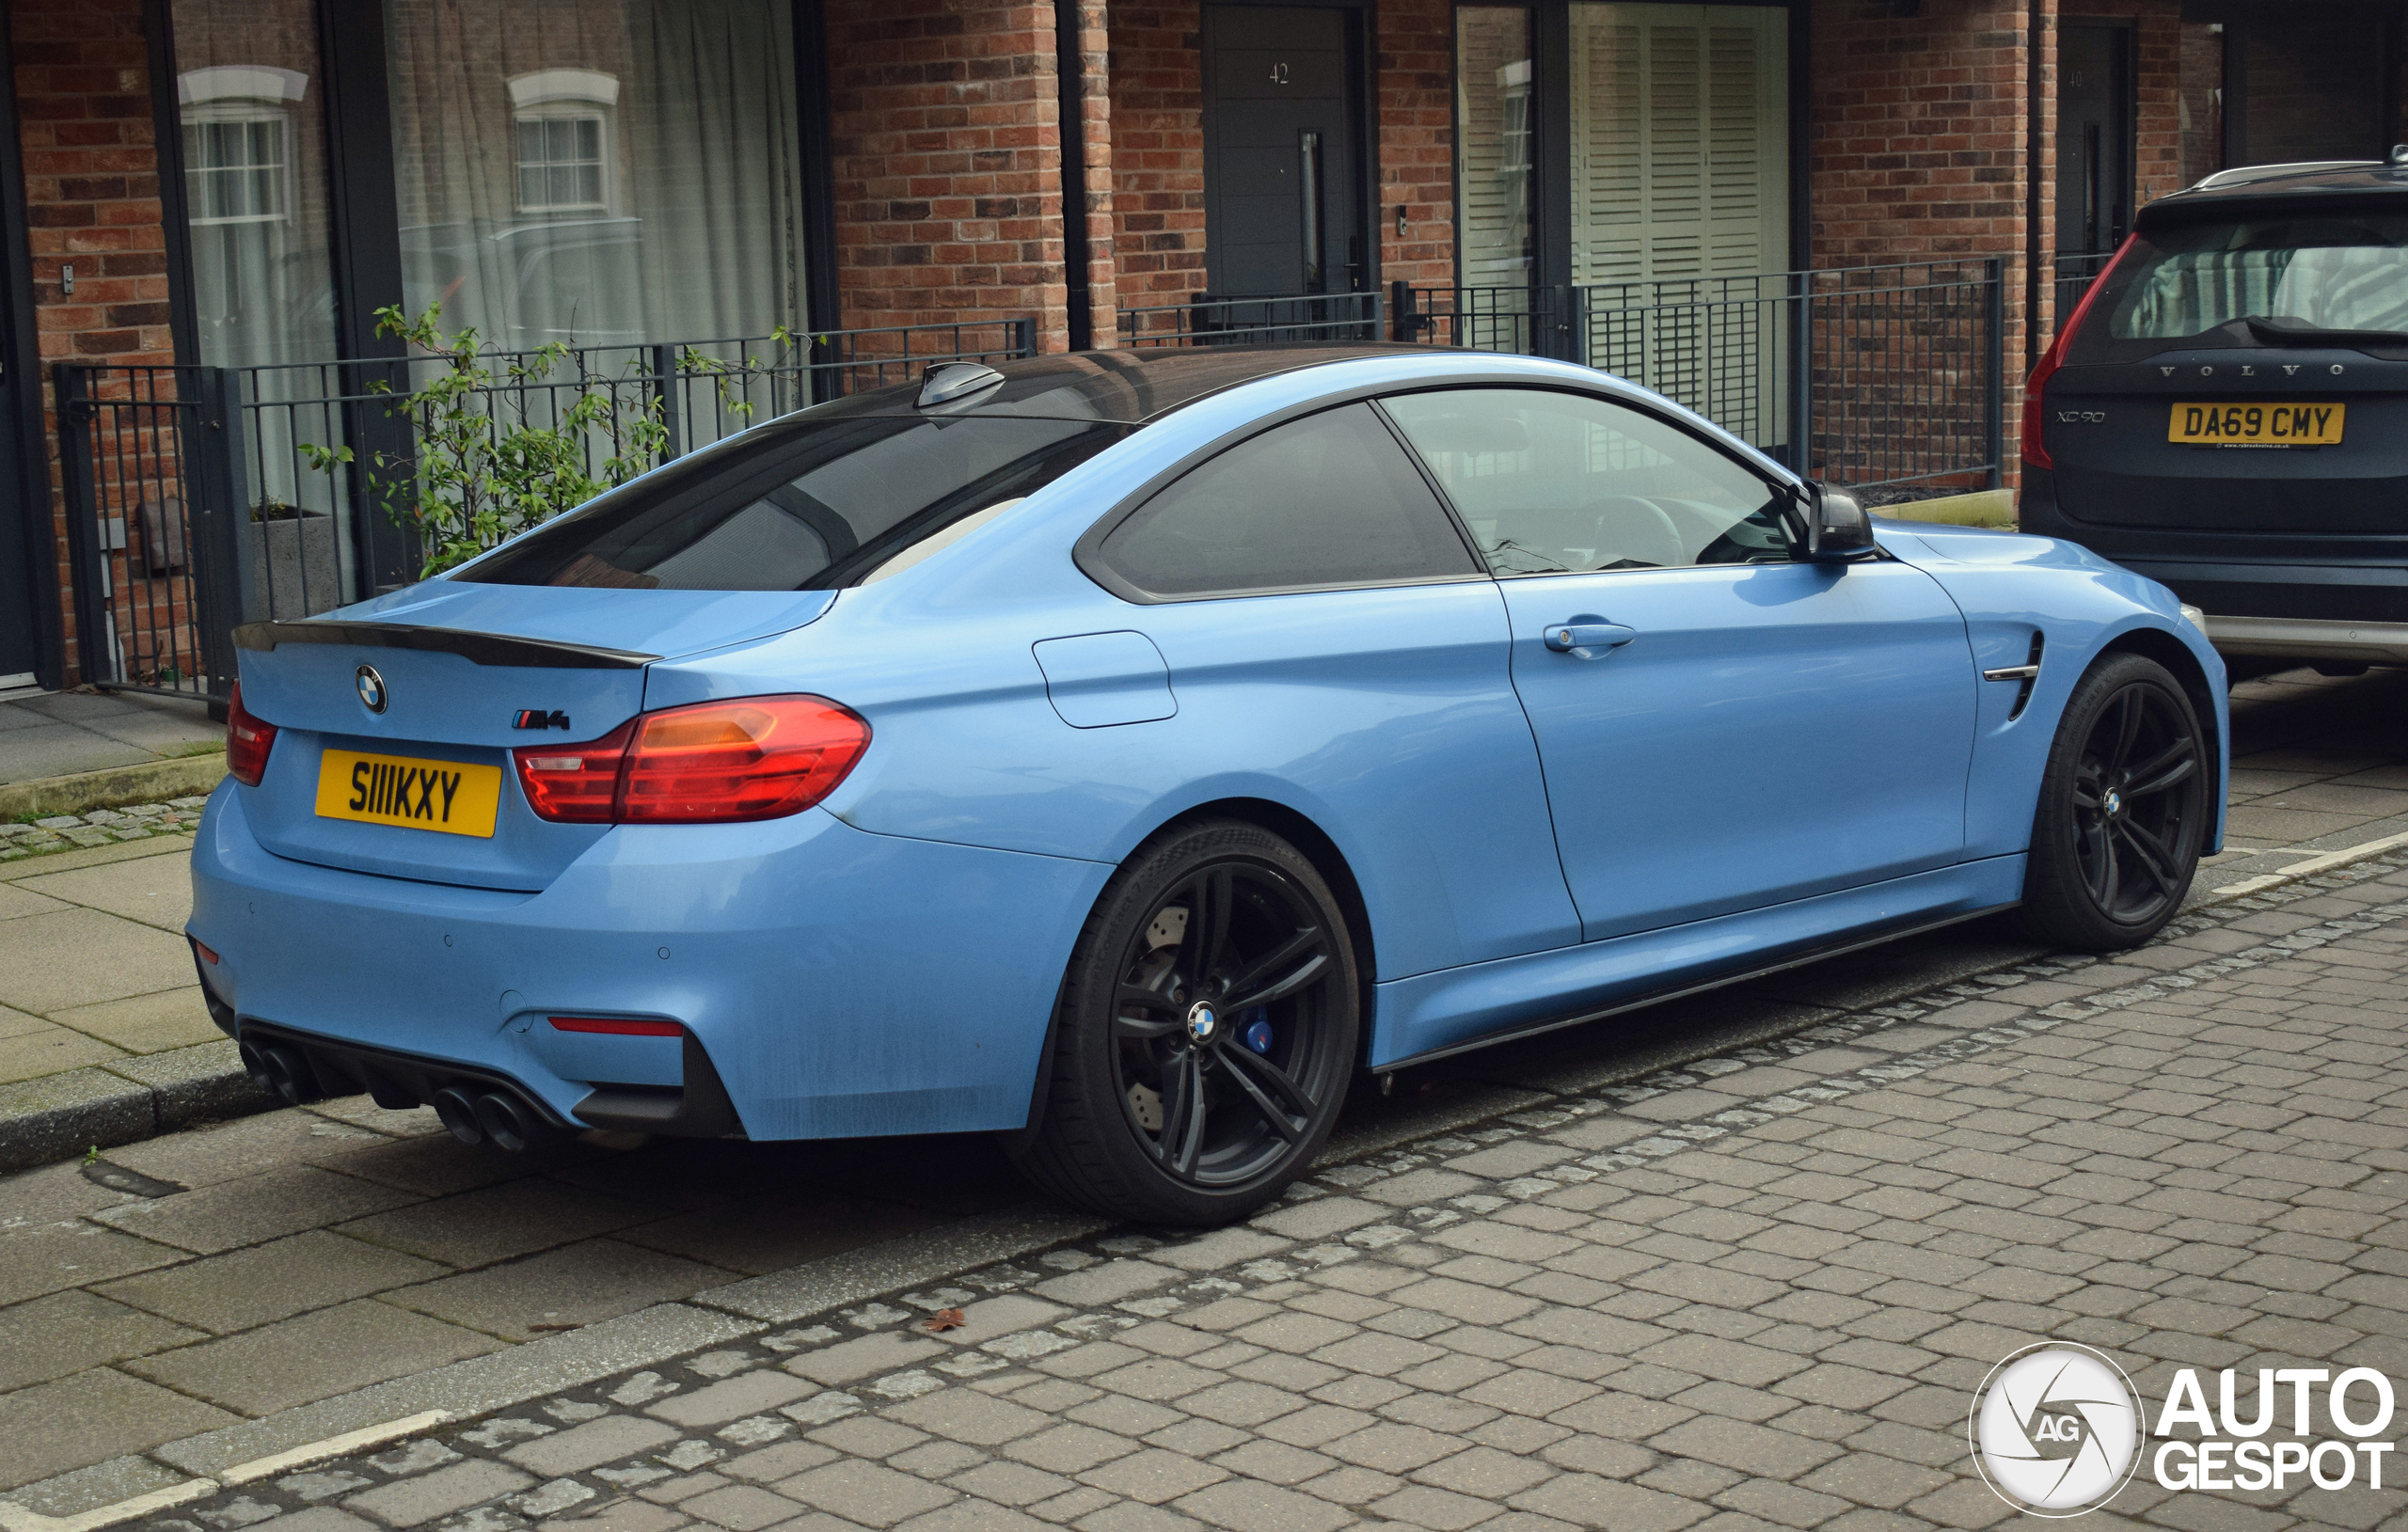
<box><xmin>2023</xmin><ymin>652</ymin><xmax>2207</xmax><ymax>951</ymax></box>
<box><xmin>1011</xmin><ymin>819</ymin><xmax>1358</xmax><ymax>1224</ymax></box>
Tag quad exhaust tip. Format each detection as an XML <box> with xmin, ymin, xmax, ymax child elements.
<box><xmin>433</xmin><ymin>1085</ymin><xmax>551</xmax><ymax>1152</ymax></box>
<box><xmin>239</xmin><ymin>1040</ymin><xmax>323</xmax><ymax>1108</ymax></box>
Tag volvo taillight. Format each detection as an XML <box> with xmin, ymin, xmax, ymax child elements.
<box><xmin>226</xmin><ymin>683</ymin><xmax>277</xmax><ymax>787</ymax></box>
<box><xmin>514</xmin><ymin>695</ymin><xmax>869</xmax><ymax>825</ymax></box>
<box><xmin>2023</xmin><ymin>235</ymin><xmax>2135</xmax><ymax>470</ymax></box>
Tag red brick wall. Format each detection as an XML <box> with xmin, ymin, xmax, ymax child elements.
<box><xmin>1808</xmin><ymin>0</ymin><xmax>2043</xmax><ymax>485</ymax></box>
<box><xmin>824</xmin><ymin>0</ymin><xmax>1073</xmax><ymax>352</ymax></box>
<box><xmin>1377</xmin><ymin>0</ymin><xmax>1453</xmax><ymax>290</ymax></box>
<box><xmin>1106</xmin><ymin>0</ymin><xmax>1206</xmax><ymax>320</ymax></box>
<box><xmin>12</xmin><ymin>0</ymin><xmax>175</xmax><ymax>684</ymax></box>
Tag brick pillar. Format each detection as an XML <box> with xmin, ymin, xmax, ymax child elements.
<box><xmin>1068</xmin><ymin>0</ymin><xmax>1117</xmax><ymax>346</ymax></box>
<box><xmin>1378</xmin><ymin>0</ymin><xmax>1454</xmax><ymax>295</ymax></box>
<box><xmin>12</xmin><ymin>0</ymin><xmax>176</xmax><ymax>685</ymax></box>
<box><xmin>825</xmin><ymin>0</ymin><xmax>1074</xmax><ymax>354</ymax></box>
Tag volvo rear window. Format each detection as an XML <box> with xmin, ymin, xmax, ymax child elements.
<box><xmin>455</xmin><ymin>414</ymin><xmax>1131</xmax><ymax>591</ymax></box>
<box><xmin>2072</xmin><ymin>212</ymin><xmax>2408</xmax><ymax>361</ymax></box>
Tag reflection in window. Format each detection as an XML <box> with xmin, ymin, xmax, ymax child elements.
<box><xmin>186</xmin><ymin>114</ymin><xmax>288</xmax><ymax>223</ymax></box>
<box><xmin>171</xmin><ymin>8</ymin><xmax>356</xmax><ymax>602</ymax></box>
<box><xmin>1456</xmin><ymin>9</ymin><xmax>1534</xmax><ymax>286</ymax></box>
<box><xmin>388</xmin><ymin>4</ymin><xmax>806</xmax><ymax>355</ymax></box>
<box><xmin>515</xmin><ymin>115</ymin><xmax>609</xmax><ymax>213</ymax></box>
<box><xmin>1385</xmin><ymin>389</ymin><xmax>1787</xmax><ymax>575</ymax></box>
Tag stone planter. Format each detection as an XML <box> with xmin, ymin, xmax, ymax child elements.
<box><xmin>240</xmin><ymin>510</ymin><xmax>340</xmax><ymax>622</ymax></box>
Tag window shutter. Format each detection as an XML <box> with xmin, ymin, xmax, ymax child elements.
<box><xmin>1570</xmin><ymin>5</ymin><xmax>1787</xmax><ymax>286</ymax></box>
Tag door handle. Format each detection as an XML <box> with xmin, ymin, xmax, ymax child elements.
<box><xmin>1543</xmin><ymin>622</ymin><xmax>1637</xmax><ymax>655</ymax></box>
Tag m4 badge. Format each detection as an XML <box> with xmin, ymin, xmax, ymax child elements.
<box><xmin>514</xmin><ymin>709</ymin><xmax>572</xmax><ymax>731</ymax></box>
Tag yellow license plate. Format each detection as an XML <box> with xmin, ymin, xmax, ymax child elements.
<box><xmin>315</xmin><ymin>750</ymin><xmax>503</xmax><ymax>837</ymax></box>
<box><xmin>2169</xmin><ymin>402</ymin><xmax>2344</xmax><ymax>446</ymax></box>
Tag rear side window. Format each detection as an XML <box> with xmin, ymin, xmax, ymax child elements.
<box><xmin>1092</xmin><ymin>403</ymin><xmax>1481</xmax><ymax>599</ymax></box>
<box><xmin>2075</xmin><ymin>211</ymin><xmax>2408</xmax><ymax>360</ymax></box>
<box><xmin>456</xmin><ymin>414</ymin><xmax>1130</xmax><ymax>591</ymax></box>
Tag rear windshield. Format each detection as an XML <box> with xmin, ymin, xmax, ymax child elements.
<box><xmin>454</xmin><ymin>414</ymin><xmax>1131</xmax><ymax>590</ymax></box>
<box><xmin>2072</xmin><ymin>211</ymin><xmax>2408</xmax><ymax>361</ymax></box>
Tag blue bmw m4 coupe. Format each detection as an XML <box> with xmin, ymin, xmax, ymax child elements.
<box><xmin>192</xmin><ymin>345</ymin><xmax>2227</xmax><ymax>1224</ymax></box>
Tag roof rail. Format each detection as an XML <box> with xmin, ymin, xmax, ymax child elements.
<box><xmin>2188</xmin><ymin>159</ymin><xmax>2379</xmax><ymax>191</ymax></box>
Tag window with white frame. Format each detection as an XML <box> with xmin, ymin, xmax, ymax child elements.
<box><xmin>184</xmin><ymin>106</ymin><xmax>290</xmax><ymax>224</ymax></box>
<box><xmin>180</xmin><ymin>64</ymin><xmax>308</xmax><ymax>226</ymax></box>
<box><xmin>509</xmin><ymin>70</ymin><xmax>619</xmax><ymax>215</ymax></box>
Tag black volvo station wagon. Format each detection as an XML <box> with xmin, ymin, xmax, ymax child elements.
<box><xmin>2020</xmin><ymin>147</ymin><xmax>2408</xmax><ymax>676</ymax></box>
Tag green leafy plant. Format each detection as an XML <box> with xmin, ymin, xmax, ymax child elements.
<box><xmin>300</xmin><ymin>307</ymin><xmax>793</xmax><ymax>579</ymax></box>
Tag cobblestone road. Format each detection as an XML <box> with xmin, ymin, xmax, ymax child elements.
<box><xmin>64</xmin><ymin>855</ymin><xmax>2408</xmax><ymax>1532</ymax></box>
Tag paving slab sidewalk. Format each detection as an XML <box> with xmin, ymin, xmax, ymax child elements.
<box><xmin>0</xmin><ymin>689</ymin><xmax>223</xmax><ymax>783</ymax></box>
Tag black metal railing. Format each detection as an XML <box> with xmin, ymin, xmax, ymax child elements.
<box><xmin>56</xmin><ymin>319</ymin><xmax>1038</xmax><ymax>701</ymax></box>
<box><xmin>1118</xmin><ymin>292</ymin><xmax>1385</xmax><ymax>348</ymax></box>
<box><xmin>1391</xmin><ymin>260</ymin><xmax>2006</xmax><ymax>489</ymax></box>
<box><xmin>2052</xmin><ymin>251</ymin><xmax>2116</xmax><ymax>338</ymax></box>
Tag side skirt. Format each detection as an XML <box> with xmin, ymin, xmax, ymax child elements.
<box><xmin>1369</xmin><ymin>855</ymin><xmax>2028</xmax><ymax>1070</ymax></box>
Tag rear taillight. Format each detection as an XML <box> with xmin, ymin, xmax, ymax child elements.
<box><xmin>226</xmin><ymin>683</ymin><xmax>277</xmax><ymax>787</ymax></box>
<box><xmin>514</xmin><ymin>695</ymin><xmax>869</xmax><ymax>825</ymax></box>
<box><xmin>515</xmin><ymin>719</ymin><xmax>634</xmax><ymax>823</ymax></box>
<box><xmin>2022</xmin><ymin>234</ymin><xmax>2135</xmax><ymax>471</ymax></box>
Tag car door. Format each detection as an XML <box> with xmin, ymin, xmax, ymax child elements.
<box><xmin>1383</xmin><ymin>387</ymin><xmax>1977</xmax><ymax>943</ymax></box>
<box><xmin>1080</xmin><ymin>400</ymin><xmax>1584</xmax><ymax>977</ymax></box>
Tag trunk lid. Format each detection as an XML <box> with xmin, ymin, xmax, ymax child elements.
<box><xmin>233</xmin><ymin>584</ymin><xmax>833</xmax><ymax>891</ymax></box>
<box><xmin>2044</xmin><ymin>348</ymin><xmax>2408</xmax><ymax>533</ymax></box>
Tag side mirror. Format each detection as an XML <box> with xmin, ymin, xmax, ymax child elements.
<box><xmin>1798</xmin><ymin>482</ymin><xmax>1877</xmax><ymax>562</ymax></box>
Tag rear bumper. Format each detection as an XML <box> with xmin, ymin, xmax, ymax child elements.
<box><xmin>2201</xmin><ymin>615</ymin><xmax>2408</xmax><ymax>666</ymax></box>
<box><xmin>2020</xmin><ymin>466</ymin><xmax>2408</xmax><ymax>661</ymax></box>
<box><xmin>188</xmin><ymin>780</ymin><xmax>1112</xmax><ymax>1140</ymax></box>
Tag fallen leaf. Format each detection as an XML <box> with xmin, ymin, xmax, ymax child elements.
<box><xmin>923</xmin><ymin>1308</ymin><xmax>967</xmax><ymax>1333</ymax></box>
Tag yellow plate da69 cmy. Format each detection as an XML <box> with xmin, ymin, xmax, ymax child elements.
<box><xmin>2169</xmin><ymin>402</ymin><xmax>2344</xmax><ymax>446</ymax></box>
<box><xmin>314</xmin><ymin>749</ymin><xmax>503</xmax><ymax>837</ymax></box>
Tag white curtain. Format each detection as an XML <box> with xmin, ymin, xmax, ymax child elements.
<box><xmin>384</xmin><ymin>0</ymin><xmax>808</xmax><ymax>355</ymax></box>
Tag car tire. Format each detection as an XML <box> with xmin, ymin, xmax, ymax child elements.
<box><xmin>2020</xmin><ymin>652</ymin><xmax>2209</xmax><ymax>952</ymax></box>
<box><xmin>1011</xmin><ymin>818</ymin><xmax>1360</xmax><ymax>1226</ymax></box>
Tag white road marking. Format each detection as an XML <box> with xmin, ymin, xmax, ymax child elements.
<box><xmin>219</xmin><ymin>1409</ymin><xmax>453</xmax><ymax>1485</ymax></box>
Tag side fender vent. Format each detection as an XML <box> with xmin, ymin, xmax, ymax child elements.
<box><xmin>2008</xmin><ymin>631</ymin><xmax>2045</xmax><ymax>722</ymax></box>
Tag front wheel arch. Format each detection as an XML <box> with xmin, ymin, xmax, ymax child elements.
<box><xmin>2100</xmin><ymin>625</ymin><xmax>2224</xmax><ymax>836</ymax></box>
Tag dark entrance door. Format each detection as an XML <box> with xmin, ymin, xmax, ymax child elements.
<box><xmin>2057</xmin><ymin>25</ymin><xmax>2133</xmax><ymax>257</ymax></box>
<box><xmin>1201</xmin><ymin>6</ymin><xmax>1364</xmax><ymax>296</ymax></box>
<box><xmin>0</xmin><ymin>12</ymin><xmax>46</xmax><ymax>688</ymax></box>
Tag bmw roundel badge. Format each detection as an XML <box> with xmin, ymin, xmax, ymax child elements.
<box><xmin>355</xmin><ymin>664</ymin><xmax>388</xmax><ymax>714</ymax></box>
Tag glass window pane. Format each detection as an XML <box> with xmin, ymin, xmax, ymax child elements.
<box><xmin>1455</xmin><ymin>9</ymin><xmax>1533</xmax><ymax>286</ymax></box>
<box><xmin>459</xmin><ymin>416</ymin><xmax>1131</xmax><ymax>591</ymax></box>
<box><xmin>172</xmin><ymin>0</ymin><xmax>356</xmax><ymax>603</ymax></box>
<box><xmin>388</xmin><ymin>2</ymin><xmax>808</xmax><ymax>355</ymax></box>
<box><xmin>1099</xmin><ymin>405</ymin><xmax>1481</xmax><ymax>598</ymax></box>
<box><xmin>1385</xmin><ymin>389</ymin><xmax>1787</xmax><ymax>573</ymax></box>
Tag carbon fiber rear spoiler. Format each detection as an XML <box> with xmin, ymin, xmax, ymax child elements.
<box><xmin>233</xmin><ymin>621</ymin><xmax>658</xmax><ymax>670</ymax></box>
